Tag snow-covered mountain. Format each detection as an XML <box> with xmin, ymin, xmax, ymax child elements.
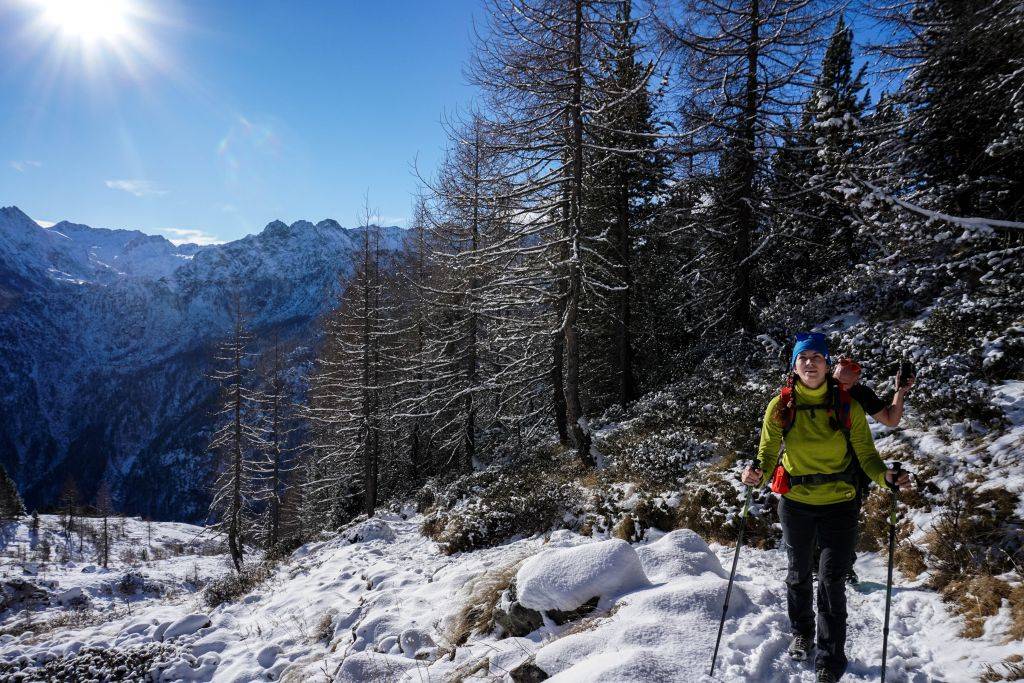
<box><xmin>0</xmin><ymin>206</ymin><xmax>404</xmax><ymax>521</ymax></box>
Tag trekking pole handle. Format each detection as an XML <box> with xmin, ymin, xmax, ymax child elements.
<box><xmin>886</xmin><ymin>461</ymin><xmax>904</xmax><ymax>492</ymax></box>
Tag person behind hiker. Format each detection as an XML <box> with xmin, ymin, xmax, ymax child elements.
<box><xmin>830</xmin><ymin>356</ymin><xmax>916</xmax><ymax>585</ymax></box>
<box><xmin>832</xmin><ymin>356</ymin><xmax>915</xmax><ymax>428</ymax></box>
<box><xmin>741</xmin><ymin>333</ymin><xmax>912</xmax><ymax>683</ymax></box>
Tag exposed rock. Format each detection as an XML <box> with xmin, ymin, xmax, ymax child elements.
<box><xmin>546</xmin><ymin>595</ymin><xmax>599</xmax><ymax>626</ymax></box>
<box><xmin>510</xmin><ymin>658</ymin><xmax>550</xmax><ymax>682</ymax></box>
<box><xmin>0</xmin><ymin>579</ymin><xmax>52</xmax><ymax>611</ymax></box>
<box><xmin>493</xmin><ymin>600</ymin><xmax>545</xmax><ymax>638</ymax></box>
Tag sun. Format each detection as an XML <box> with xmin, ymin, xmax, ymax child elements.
<box><xmin>38</xmin><ymin>0</ymin><xmax>133</xmax><ymax>44</ymax></box>
<box><xmin>17</xmin><ymin>0</ymin><xmax>171</xmax><ymax>84</ymax></box>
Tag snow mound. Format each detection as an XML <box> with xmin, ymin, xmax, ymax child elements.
<box><xmin>635</xmin><ymin>528</ymin><xmax>727</xmax><ymax>582</ymax></box>
<box><xmin>333</xmin><ymin>651</ymin><xmax>419</xmax><ymax>682</ymax></box>
<box><xmin>162</xmin><ymin>614</ymin><xmax>211</xmax><ymax>641</ymax></box>
<box><xmin>516</xmin><ymin>539</ymin><xmax>649</xmax><ymax>612</ymax></box>
<box><xmin>535</xmin><ymin>576</ymin><xmax>751</xmax><ymax>681</ymax></box>
<box><xmin>343</xmin><ymin>518</ymin><xmax>396</xmax><ymax>544</ymax></box>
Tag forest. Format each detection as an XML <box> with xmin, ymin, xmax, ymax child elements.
<box><xmin>193</xmin><ymin>0</ymin><xmax>1023</xmax><ymax>617</ymax></box>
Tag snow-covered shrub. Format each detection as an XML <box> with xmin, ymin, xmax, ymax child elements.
<box><xmin>603</xmin><ymin>428</ymin><xmax>717</xmax><ymax>487</ymax></box>
<box><xmin>925</xmin><ymin>484</ymin><xmax>1023</xmax><ymax>585</ymax></box>
<box><xmin>578</xmin><ymin>483</ymin><xmax>679</xmax><ymax>542</ymax></box>
<box><xmin>424</xmin><ymin>479</ymin><xmax>583</xmax><ymax>555</ymax></box>
<box><xmin>202</xmin><ymin>563</ymin><xmax>273</xmax><ymax>608</ymax></box>
<box><xmin>112</xmin><ymin>571</ymin><xmax>162</xmax><ymax>597</ymax></box>
<box><xmin>673</xmin><ymin>467</ymin><xmax>779</xmax><ymax>549</ymax></box>
<box><xmin>422</xmin><ymin>447</ymin><xmax>588</xmax><ymax>554</ymax></box>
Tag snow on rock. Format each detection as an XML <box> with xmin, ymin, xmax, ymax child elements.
<box><xmin>161</xmin><ymin>614</ymin><xmax>211</xmax><ymax>641</ymax></box>
<box><xmin>333</xmin><ymin>651</ymin><xmax>420</xmax><ymax>682</ymax></box>
<box><xmin>535</xmin><ymin>576</ymin><xmax>749</xmax><ymax>681</ymax></box>
<box><xmin>636</xmin><ymin>528</ymin><xmax>727</xmax><ymax>582</ymax></box>
<box><xmin>56</xmin><ymin>586</ymin><xmax>89</xmax><ymax>607</ymax></box>
<box><xmin>342</xmin><ymin>517</ymin><xmax>397</xmax><ymax>544</ymax></box>
<box><xmin>398</xmin><ymin>628</ymin><xmax>435</xmax><ymax>657</ymax></box>
<box><xmin>516</xmin><ymin>538</ymin><xmax>650</xmax><ymax>612</ymax></box>
<box><xmin>256</xmin><ymin>644</ymin><xmax>281</xmax><ymax>668</ymax></box>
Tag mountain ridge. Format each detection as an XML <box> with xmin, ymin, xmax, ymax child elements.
<box><xmin>0</xmin><ymin>205</ymin><xmax>406</xmax><ymax>521</ymax></box>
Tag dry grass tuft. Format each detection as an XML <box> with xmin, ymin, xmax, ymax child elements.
<box><xmin>982</xmin><ymin>655</ymin><xmax>1024</xmax><ymax>682</ymax></box>
<box><xmin>1009</xmin><ymin>584</ymin><xmax>1024</xmax><ymax>643</ymax></box>
<box><xmin>446</xmin><ymin>554</ymin><xmax>533</xmax><ymax>647</ymax></box>
<box><xmin>939</xmin><ymin>574</ymin><xmax>1012</xmax><ymax>639</ymax></box>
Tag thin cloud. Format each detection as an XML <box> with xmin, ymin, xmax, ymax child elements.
<box><xmin>35</xmin><ymin>219</ymin><xmax>56</xmax><ymax>228</ymax></box>
<box><xmin>105</xmin><ymin>179</ymin><xmax>169</xmax><ymax>197</ymax></box>
<box><xmin>157</xmin><ymin>227</ymin><xmax>224</xmax><ymax>246</ymax></box>
<box><xmin>10</xmin><ymin>160</ymin><xmax>42</xmax><ymax>172</ymax></box>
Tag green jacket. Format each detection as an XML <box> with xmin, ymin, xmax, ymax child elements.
<box><xmin>756</xmin><ymin>380</ymin><xmax>888</xmax><ymax>505</ymax></box>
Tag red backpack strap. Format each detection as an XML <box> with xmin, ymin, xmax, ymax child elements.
<box><xmin>835</xmin><ymin>384</ymin><xmax>853</xmax><ymax>432</ymax></box>
<box><xmin>774</xmin><ymin>374</ymin><xmax>798</xmax><ymax>434</ymax></box>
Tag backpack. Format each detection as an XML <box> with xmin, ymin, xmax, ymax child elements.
<box><xmin>769</xmin><ymin>375</ymin><xmax>870</xmax><ymax>496</ymax></box>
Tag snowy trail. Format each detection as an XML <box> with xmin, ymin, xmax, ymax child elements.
<box><xmin>709</xmin><ymin>544</ymin><xmax>1016</xmax><ymax>682</ymax></box>
<box><xmin>2</xmin><ymin>513</ymin><xmax>1018</xmax><ymax>681</ymax></box>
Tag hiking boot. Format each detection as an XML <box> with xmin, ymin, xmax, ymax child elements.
<box><xmin>788</xmin><ymin>633</ymin><xmax>814</xmax><ymax>661</ymax></box>
<box><xmin>815</xmin><ymin>666</ymin><xmax>837</xmax><ymax>683</ymax></box>
<box><xmin>845</xmin><ymin>567</ymin><xmax>859</xmax><ymax>586</ymax></box>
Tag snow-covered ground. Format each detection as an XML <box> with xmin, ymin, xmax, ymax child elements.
<box><xmin>0</xmin><ymin>515</ymin><xmax>231</xmax><ymax>632</ymax></box>
<box><xmin>1</xmin><ymin>507</ymin><xmax>1019</xmax><ymax>681</ymax></box>
<box><xmin>0</xmin><ymin>382</ymin><xmax>1020</xmax><ymax>680</ymax></box>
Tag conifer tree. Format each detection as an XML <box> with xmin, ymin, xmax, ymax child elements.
<box><xmin>207</xmin><ymin>293</ymin><xmax>261</xmax><ymax>571</ymax></box>
<box><xmin>469</xmin><ymin>0</ymin><xmax>650</xmax><ymax>463</ymax></box>
<box><xmin>59</xmin><ymin>475</ymin><xmax>79</xmax><ymax>540</ymax></box>
<box><xmin>253</xmin><ymin>337</ymin><xmax>296</xmax><ymax>551</ymax></box>
<box><xmin>767</xmin><ymin>17</ymin><xmax>868</xmax><ymax>291</ymax></box>
<box><xmin>305</xmin><ymin>203</ymin><xmax>403</xmax><ymax>524</ymax></box>
<box><xmin>95</xmin><ymin>479</ymin><xmax>113</xmax><ymax>569</ymax></box>
<box><xmin>583</xmin><ymin>0</ymin><xmax>668</xmax><ymax>409</ymax></box>
<box><xmin>662</xmin><ymin>0</ymin><xmax>837</xmax><ymax>333</ymax></box>
<box><xmin>0</xmin><ymin>463</ymin><xmax>25</xmax><ymax>519</ymax></box>
<box><xmin>875</xmin><ymin>0</ymin><xmax>1024</xmax><ymax>221</ymax></box>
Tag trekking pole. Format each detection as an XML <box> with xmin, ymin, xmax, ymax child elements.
<box><xmin>710</xmin><ymin>469</ymin><xmax>755</xmax><ymax>677</ymax></box>
<box><xmin>880</xmin><ymin>461</ymin><xmax>903</xmax><ymax>683</ymax></box>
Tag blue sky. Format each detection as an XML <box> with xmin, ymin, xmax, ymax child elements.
<box><xmin>0</xmin><ymin>0</ymin><xmax>479</xmax><ymax>243</ymax></box>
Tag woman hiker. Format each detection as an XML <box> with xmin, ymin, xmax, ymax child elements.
<box><xmin>741</xmin><ymin>332</ymin><xmax>912</xmax><ymax>682</ymax></box>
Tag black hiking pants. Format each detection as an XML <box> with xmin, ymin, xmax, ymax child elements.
<box><xmin>779</xmin><ymin>496</ymin><xmax>859</xmax><ymax>679</ymax></box>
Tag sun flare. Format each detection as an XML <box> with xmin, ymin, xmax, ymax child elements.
<box><xmin>17</xmin><ymin>0</ymin><xmax>172</xmax><ymax>85</ymax></box>
<box><xmin>38</xmin><ymin>0</ymin><xmax>132</xmax><ymax>43</ymax></box>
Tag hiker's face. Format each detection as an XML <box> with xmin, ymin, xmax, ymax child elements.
<box><xmin>832</xmin><ymin>360</ymin><xmax>861</xmax><ymax>390</ymax></box>
<box><xmin>795</xmin><ymin>351</ymin><xmax>827</xmax><ymax>388</ymax></box>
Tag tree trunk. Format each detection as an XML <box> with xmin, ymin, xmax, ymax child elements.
<box><xmin>465</xmin><ymin>130</ymin><xmax>481</xmax><ymax>473</ymax></box>
<box><xmin>614</xmin><ymin>184</ymin><xmax>637</xmax><ymax>409</ymax></box>
<box><xmin>564</xmin><ymin>0</ymin><xmax>593</xmax><ymax>466</ymax></box>
<box><xmin>730</xmin><ymin>0</ymin><xmax>760</xmax><ymax>332</ymax></box>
